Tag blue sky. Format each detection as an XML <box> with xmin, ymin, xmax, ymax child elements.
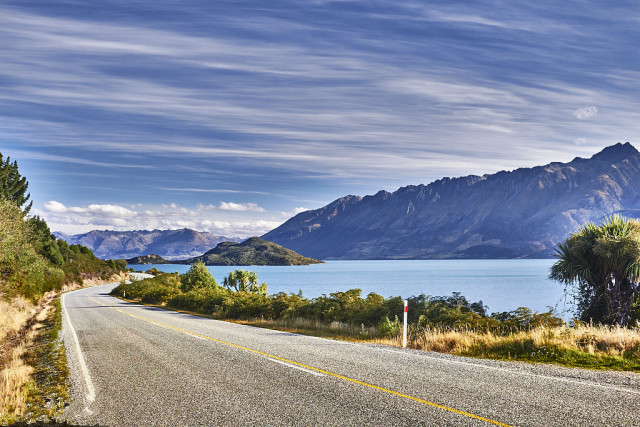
<box><xmin>1</xmin><ymin>0</ymin><xmax>638</xmax><ymax>236</ymax></box>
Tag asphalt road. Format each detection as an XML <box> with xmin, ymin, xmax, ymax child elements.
<box><xmin>62</xmin><ymin>282</ymin><xmax>640</xmax><ymax>426</ymax></box>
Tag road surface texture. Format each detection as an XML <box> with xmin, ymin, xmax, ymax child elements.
<box><xmin>62</xmin><ymin>282</ymin><xmax>640</xmax><ymax>426</ymax></box>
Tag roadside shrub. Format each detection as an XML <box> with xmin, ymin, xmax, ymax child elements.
<box><xmin>112</xmin><ymin>273</ymin><xmax>180</xmax><ymax>304</ymax></box>
<box><xmin>377</xmin><ymin>315</ymin><xmax>401</xmax><ymax>337</ymax></box>
<box><xmin>168</xmin><ymin>287</ymin><xmax>225</xmax><ymax>313</ymax></box>
<box><xmin>180</xmin><ymin>261</ymin><xmax>218</xmax><ymax>292</ymax></box>
<box><xmin>220</xmin><ymin>291</ymin><xmax>273</xmax><ymax>319</ymax></box>
<box><xmin>271</xmin><ymin>292</ymin><xmax>310</xmax><ymax>319</ymax></box>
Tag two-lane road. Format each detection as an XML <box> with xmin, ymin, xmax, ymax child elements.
<box><xmin>62</xmin><ymin>283</ymin><xmax>640</xmax><ymax>426</ymax></box>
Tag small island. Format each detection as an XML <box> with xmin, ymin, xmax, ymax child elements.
<box><xmin>127</xmin><ymin>237</ymin><xmax>323</xmax><ymax>266</ymax></box>
<box><xmin>125</xmin><ymin>254</ymin><xmax>170</xmax><ymax>264</ymax></box>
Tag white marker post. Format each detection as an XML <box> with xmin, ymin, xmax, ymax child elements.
<box><xmin>402</xmin><ymin>300</ymin><xmax>408</xmax><ymax>348</ymax></box>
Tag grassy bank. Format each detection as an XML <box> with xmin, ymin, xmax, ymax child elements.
<box><xmin>114</xmin><ymin>270</ymin><xmax>640</xmax><ymax>372</ymax></box>
<box><xmin>0</xmin><ymin>292</ymin><xmax>68</xmax><ymax>424</ymax></box>
<box><xmin>406</xmin><ymin>323</ymin><xmax>640</xmax><ymax>370</ymax></box>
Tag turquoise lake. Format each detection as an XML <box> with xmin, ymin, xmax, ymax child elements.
<box><xmin>128</xmin><ymin>259</ymin><xmax>574</xmax><ymax>317</ymax></box>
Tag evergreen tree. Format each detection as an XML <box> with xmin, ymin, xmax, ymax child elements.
<box><xmin>28</xmin><ymin>215</ymin><xmax>64</xmax><ymax>265</ymax></box>
<box><xmin>0</xmin><ymin>153</ymin><xmax>32</xmax><ymax>214</ymax></box>
<box><xmin>180</xmin><ymin>260</ymin><xmax>218</xmax><ymax>292</ymax></box>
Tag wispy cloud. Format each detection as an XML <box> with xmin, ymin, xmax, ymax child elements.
<box><xmin>2</xmin><ymin>0</ymin><xmax>639</xmax><ymax>234</ymax></box>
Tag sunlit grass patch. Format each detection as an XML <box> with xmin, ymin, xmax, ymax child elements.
<box><xmin>0</xmin><ymin>293</ymin><xmax>70</xmax><ymax>424</ymax></box>
<box><xmin>404</xmin><ymin>325</ymin><xmax>640</xmax><ymax>371</ymax></box>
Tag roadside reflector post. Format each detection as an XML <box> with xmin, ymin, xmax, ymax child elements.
<box><xmin>402</xmin><ymin>300</ymin><xmax>408</xmax><ymax>348</ymax></box>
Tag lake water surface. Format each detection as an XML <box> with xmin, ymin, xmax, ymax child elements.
<box><xmin>129</xmin><ymin>259</ymin><xmax>574</xmax><ymax>317</ymax></box>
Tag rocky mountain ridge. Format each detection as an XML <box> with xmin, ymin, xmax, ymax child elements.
<box><xmin>55</xmin><ymin>228</ymin><xmax>241</xmax><ymax>260</ymax></box>
<box><xmin>262</xmin><ymin>143</ymin><xmax>640</xmax><ymax>259</ymax></box>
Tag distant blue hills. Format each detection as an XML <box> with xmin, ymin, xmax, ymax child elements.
<box><xmin>54</xmin><ymin>228</ymin><xmax>241</xmax><ymax>260</ymax></box>
<box><xmin>262</xmin><ymin>143</ymin><xmax>640</xmax><ymax>259</ymax></box>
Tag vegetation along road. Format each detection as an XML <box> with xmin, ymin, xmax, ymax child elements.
<box><xmin>62</xmin><ymin>282</ymin><xmax>640</xmax><ymax>426</ymax></box>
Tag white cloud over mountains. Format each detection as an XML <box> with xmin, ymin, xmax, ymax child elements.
<box><xmin>39</xmin><ymin>201</ymin><xmax>281</xmax><ymax>236</ymax></box>
<box><xmin>218</xmin><ymin>202</ymin><xmax>265</xmax><ymax>212</ymax></box>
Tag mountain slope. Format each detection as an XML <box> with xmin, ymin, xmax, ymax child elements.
<box><xmin>183</xmin><ymin>237</ymin><xmax>323</xmax><ymax>265</ymax></box>
<box><xmin>55</xmin><ymin>229</ymin><xmax>241</xmax><ymax>260</ymax></box>
<box><xmin>262</xmin><ymin>143</ymin><xmax>640</xmax><ymax>259</ymax></box>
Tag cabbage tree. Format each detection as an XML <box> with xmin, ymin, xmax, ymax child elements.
<box><xmin>223</xmin><ymin>269</ymin><xmax>267</xmax><ymax>295</ymax></box>
<box><xmin>550</xmin><ymin>215</ymin><xmax>640</xmax><ymax>326</ymax></box>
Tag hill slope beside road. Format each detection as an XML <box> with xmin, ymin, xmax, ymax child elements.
<box><xmin>263</xmin><ymin>143</ymin><xmax>640</xmax><ymax>259</ymax></box>
<box><xmin>62</xmin><ymin>283</ymin><xmax>640</xmax><ymax>426</ymax></box>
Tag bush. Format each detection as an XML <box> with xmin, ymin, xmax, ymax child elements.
<box><xmin>180</xmin><ymin>261</ymin><xmax>218</xmax><ymax>292</ymax></box>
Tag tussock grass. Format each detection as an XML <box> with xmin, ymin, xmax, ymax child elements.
<box><xmin>0</xmin><ymin>292</ymin><xmax>70</xmax><ymax>424</ymax></box>
<box><xmin>0</xmin><ymin>296</ymin><xmax>36</xmax><ymax>345</ymax></box>
<box><xmin>1</xmin><ymin>344</ymin><xmax>33</xmax><ymax>421</ymax></box>
<box><xmin>0</xmin><ymin>295</ymin><xmax>53</xmax><ymax>423</ymax></box>
<box><xmin>373</xmin><ymin>324</ymin><xmax>640</xmax><ymax>371</ymax></box>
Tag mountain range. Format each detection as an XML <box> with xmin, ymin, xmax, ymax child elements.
<box><xmin>262</xmin><ymin>143</ymin><xmax>640</xmax><ymax>259</ymax></box>
<box><xmin>54</xmin><ymin>229</ymin><xmax>241</xmax><ymax>260</ymax></box>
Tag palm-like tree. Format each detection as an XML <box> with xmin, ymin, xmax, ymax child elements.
<box><xmin>550</xmin><ymin>215</ymin><xmax>640</xmax><ymax>326</ymax></box>
<box><xmin>223</xmin><ymin>269</ymin><xmax>267</xmax><ymax>295</ymax></box>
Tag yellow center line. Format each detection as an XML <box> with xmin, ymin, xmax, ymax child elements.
<box><xmin>90</xmin><ymin>295</ymin><xmax>511</xmax><ymax>427</ymax></box>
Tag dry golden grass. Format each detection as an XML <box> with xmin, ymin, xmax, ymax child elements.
<box><xmin>1</xmin><ymin>344</ymin><xmax>33</xmax><ymax>418</ymax></box>
<box><xmin>0</xmin><ymin>296</ymin><xmax>36</xmax><ymax>344</ymax></box>
<box><xmin>404</xmin><ymin>325</ymin><xmax>640</xmax><ymax>357</ymax></box>
<box><xmin>236</xmin><ymin>316</ymin><xmax>640</xmax><ymax>370</ymax></box>
<box><xmin>0</xmin><ymin>299</ymin><xmax>53</xmax><ymax>421</ymax></box>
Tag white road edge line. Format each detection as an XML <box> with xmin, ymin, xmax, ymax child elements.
<box><xmin>372</xmin><ymin>346</ymin><xmax>640</xmax><ymax>395</ymax></box>
<box><xmin>62</xmin><ymin>292</ymin><xmax>96</xmax><ymax>412</ymax></box>
<box><xmin>267</xmin><ymin>358</ymin><xmax>325</xmax><ymax>376</ymax></box>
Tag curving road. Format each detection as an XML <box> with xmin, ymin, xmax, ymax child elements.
<box><xmin>62</xmin><ymin>282</ymin><xmax>640</xmax><ymax>426</ymax></box>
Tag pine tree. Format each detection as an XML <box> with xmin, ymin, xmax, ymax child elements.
<box><xmin>0</xmin><ymin>153</ymin><xmax>32</xmax><ymax>214</ymax></box>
